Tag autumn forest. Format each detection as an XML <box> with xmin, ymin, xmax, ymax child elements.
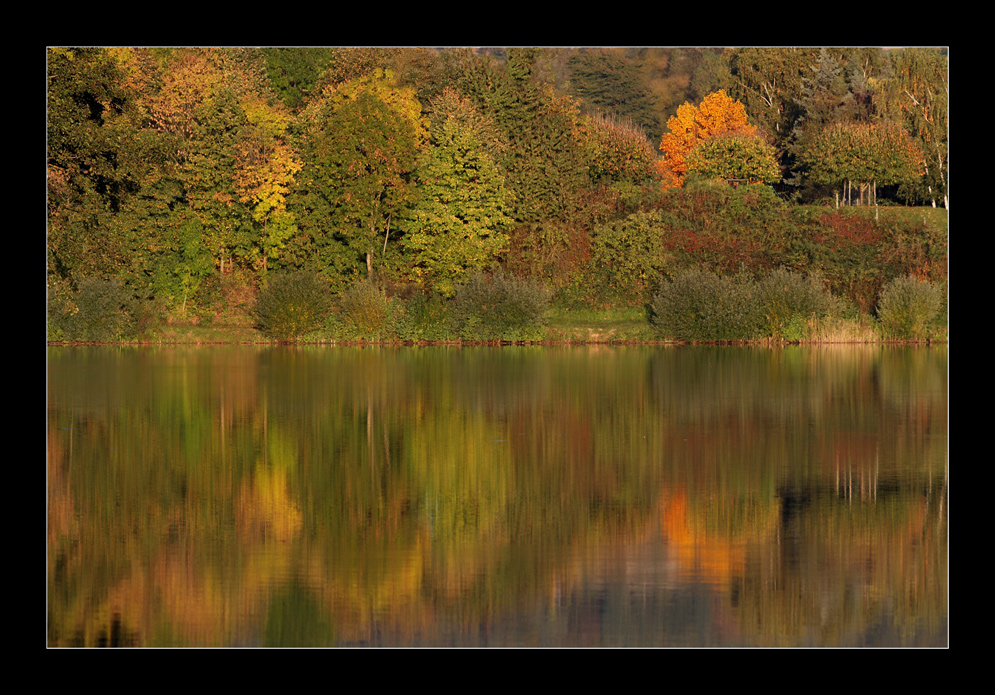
<box><xmin>46</xmin><ymin>47</ymin><xmax>949</xmax><ymax>646</ymax></box>
<box><xmin>46</xmin><ymin>46</ymin><xmax>949</xmax><ymax>341</ymax></box>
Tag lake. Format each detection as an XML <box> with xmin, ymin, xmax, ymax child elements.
<box><xmin>46</xmin><ymin>344</ymin><xmax>947</xmax><ymax>647</ymax></box>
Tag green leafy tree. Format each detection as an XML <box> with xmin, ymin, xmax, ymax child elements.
<box><xmin>290</xmin><ymin>70</ymin><xmax>426</xmax><ymax>288</ymax></box>
<box><xmin>728</xmin><ymin>46</ymin><xmax>812</xmax><ymax>181</ymax></box>
<box><xmin>98</xmin><ymin>47</ymin><xmax>290</xmax><ymax>298</ymax></box>
<box><xmin>180</xmin><ymin>83</ymin><xmax>254</xmax><ymax>273</ymax></box>
<box><xmin>801</xmin><ymin>122</ymin><xmax>923</xmax><ymax>206</ymax></box>
<box><xmin>729</xmin><ymin>47</ymin><xmax>811</xmax><ymax>141</ymax></box>
<box><xmin>401</xmin><ymin>89</ymin><xmax>516</xmax><ymax>297</ymax></box>
<box><xmin>47</xmin><ymin>47</ymin><xmax>165</xmax><ymax>293</ymax></box>
<box><xmin>686</xmin><ymin>134</ymin><xmax>781</xmax><ymax>184</ymax></box>
<box><xmin>789</xmin><ymin>48</ymin><xmax>876</xmax><ymax>198</ymax></box>
<box><xmin>887</xmin><ymin>48</ymin><xmax>948</xmax><ymax>208</ymax></box>
<box><xmin>587</xmin><ymin>210</ymin><xmax>672</xmax><ymax>306</ymax></box>
<box><xmin>150</xmin><ymin>217</ymin><xmax>216</xmax><ymax>317</ymax></box>
<box><xmin>689</xmin><ymin>50</ymin><xmax>733</xmax><ymax>103</ymax></box>
<box><xmin>567</xmin><ymin>48</ymin><xmax>661</xmax><ymax>139</ymax></box>
<box><xmin>260</xmin><ymin>47</ymin><xmax>337</xmax><ymax>112</ymax></box>
<box><xmin>233</xmin><ymin>95</ymin><xmax>303</xmax><ymax>271</ymax></box>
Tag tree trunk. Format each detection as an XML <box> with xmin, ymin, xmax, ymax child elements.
<box><xmin>937</xmin><ymin>150</ymin><xmax>948</xmax><ymax>209</ymax></box>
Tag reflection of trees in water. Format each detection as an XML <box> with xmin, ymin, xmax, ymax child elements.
<box><xmin>727</xmin><ymin>474</ymin><xmax>948</xmax><ymax>646</ymax></box>
<box><xmin>47</xmin><ymin>345</ymin><xmax>947</xmax><ymax>646</ymax></box>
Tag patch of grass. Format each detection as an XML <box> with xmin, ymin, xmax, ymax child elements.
<box><xmin>151</xmin><ymin>323</ymin><xmax>267</xmax><ymax>344</ymax></box>
<box><xmin>545</xmin><ymin>304</ymin><xmax>656</xmax><ymax>342</ymax></box>
<box><xmin>803</xmin><ymin>314</ymin><xmax>880</xmax><ymax>343</ymax></box>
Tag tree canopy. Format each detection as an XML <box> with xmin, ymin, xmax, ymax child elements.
<box><xmin>401</xmin><ymin>88</ymin><xmax>516</xmax><ymax>296</ymax></box>
<box><xmin>47</xmin><ymin>46</ymin><xmax>948</xmax><ymax>321</ymax></box>
<box><xmin>658</xmin><ymin>90</ymin><xmax>758</xmax><ymax>188</ymax></box>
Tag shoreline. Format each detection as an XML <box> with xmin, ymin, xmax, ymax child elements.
<box><xmin>47</xmin><ymin>337</ymin><xmax>948</xmax><ymax>347</ymax></box>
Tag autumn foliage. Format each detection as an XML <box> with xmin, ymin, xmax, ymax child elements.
<box><xmin>658</xmin><ymin>90</ymin><xmax>757</xmax><ymax>188</ymax></box>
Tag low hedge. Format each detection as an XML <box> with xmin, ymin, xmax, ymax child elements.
<box><xmin>253</xmin><ymin>271</ymin><xmax>333</xmax><ymax>341</ymax></box>
<box><xmin>650</xmin><ymin>268</ymin><xmax>843</xmax><ymax>342</ymax></box>
<box><xmin>48</xmin><ymin>278</ymin><xmax>142</xmax><ymax>342</ymax></box>
<box><xmin>451</xmin><ymin>270</ymin><xmax>551</xmax><ymax>342</ymax></box>
<box><xmin>875</xmin><ymin>275</ymin><xmax>944</xmax><ymax>340</ymax></box>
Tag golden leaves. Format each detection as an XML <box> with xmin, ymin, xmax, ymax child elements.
<box><xmin>658</xmin><ymin>90</ymin><xmax>756</xmax><ymax>188</ymax></box>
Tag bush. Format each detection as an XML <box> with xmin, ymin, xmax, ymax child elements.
<box><xmin>587</xmin><ymin>210</ymin><xmax>670</xmax><ymax>306</ymax></box>
<box><xmin>756</xmin><ymin>268</ymin><xmax>839</xmax><ymax>339</ymax></box>
<box><xmin>49</xmin><ymin>278</ymin><xmax>135</xmax><ymax>342</ymax></box>
<box><xmin>335</xmin><ymin>279</ymin><xmax>402</xmax><ymax>341</ymax></box>
<box><xmin>253</xmin><ymin>271</ymin><xmax>333</xmax><ymax>341</ymax></box>
<box><xmin>396</xmin><ymin>290</ymin><xmax>454</xmax><ymax>342</ymax></box>
<box><xmin>876</xmin><ymin>275</ymin><xmax>944</xmax><ymax>340</ymax></box>
<box><xmin>649</xmin><ymin>269</ymin><xmax>761</xmax><ymax>342</ymax></box>
<box><xmin>451</xmin><ymin>270</ymin><xmax>551</xmax><ymax>341</ymax></box>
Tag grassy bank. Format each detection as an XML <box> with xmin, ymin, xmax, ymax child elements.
<box><xmin>48</xmin><ymin>304</ymin><xmax>946</xmax><ymax>347</ymax></box>
<box><xmin>544</xmin><ymin>306</ymin><xmax>657</xmax><ymax>343</ymax></box>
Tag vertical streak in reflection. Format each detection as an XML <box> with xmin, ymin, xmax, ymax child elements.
<box><xmin>874</xmin><ymin>447</ymin><xmax>878</xmax><ymax>502</ymax></box>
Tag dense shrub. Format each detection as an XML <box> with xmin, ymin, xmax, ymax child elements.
<box><xmin>587</xmin><ymin>210</ymin><xmax>671</xmax><ymax>306</ymax></box>
<box><xmin>649</xmin><ymin>269</ymin><xmax>761</xmax><ymax>342</ymax></box>
<box><xmin>48</xmin><ymin>278</ymin><xmax>136</xmax><ymax>342</ymax></box>
<box><xmin>784</xmin><ymin>208</ymin><xmax>948</xmax><ymax>316</ymax></box>
<box><xmin>876</xmin><ymin>275</ymin><xmax>944</xmax><ymax>340</ymax></box>
<box><xmin>335</xmin><ymin>279</ymin><xmax>402</xmax><ymax>341</ymax></box>
<box><xmin>253</xmin><ymin>271</ymin><xmax>333</xmax><ymax>341</ymax></box>
<box><xmin>451</xmin><ymin>270</ymin><xmax>551</xmax><ymax>341</ymax></box>
<box><xmin>396</xmin><ymin>290</ymin><xmax>454</xmax><ymax>342</ymax></box>
<box><xmin>634</xmin><ymin>185</ymin><xmax>799</xmax><ymax>283</ymax></box>
<box><xmin>756</xmin><ymin>268</ymin><xmax>839</xmax><ymax>339</ymax></box>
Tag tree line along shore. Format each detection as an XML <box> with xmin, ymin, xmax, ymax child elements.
<box><xmin>47</xmin><ymin>47</ymin><xmax>948</xmax><ymax>345</ymax></box>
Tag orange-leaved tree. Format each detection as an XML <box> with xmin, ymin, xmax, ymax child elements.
<box><xmin>658</xmin><ymin>90</ymin><xmax>757</xmax><ymax>188</ymax></box>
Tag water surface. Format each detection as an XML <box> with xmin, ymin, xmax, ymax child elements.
<box><xmin>47</xmin><ymin>345</ymin><xmax>947</xmax><ymax>647</ymax></box>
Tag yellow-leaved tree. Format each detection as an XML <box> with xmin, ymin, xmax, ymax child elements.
<box><xmin>658</xmin><ymin>90</ymin><xmax>756</xmax><ymax>188</ymax></box>
<box><xmin>233</xmin><ymin>96</ymin><xmax>302</xmax><ymax>271</ymax></box>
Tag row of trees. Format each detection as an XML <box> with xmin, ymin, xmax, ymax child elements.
<box><xmin>47</xmin><ymin>46</ymin><xmax>947</xmax><ymax>321</ymax></box>
<box><xmin>563</xmin><ymin>46</ymin><xmax>947</xmax><ymax>207</ymax></box>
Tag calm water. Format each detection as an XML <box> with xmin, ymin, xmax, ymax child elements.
<box><xmin>47</xmin><ymin>344</ymin><xmax>947</xmax><ymax>647</ymax></box>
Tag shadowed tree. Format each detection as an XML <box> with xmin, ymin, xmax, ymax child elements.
<box><xmin>288</xmin><ymin>70</ymin><xmax>427</xmax><ymax>288</ymax></box>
